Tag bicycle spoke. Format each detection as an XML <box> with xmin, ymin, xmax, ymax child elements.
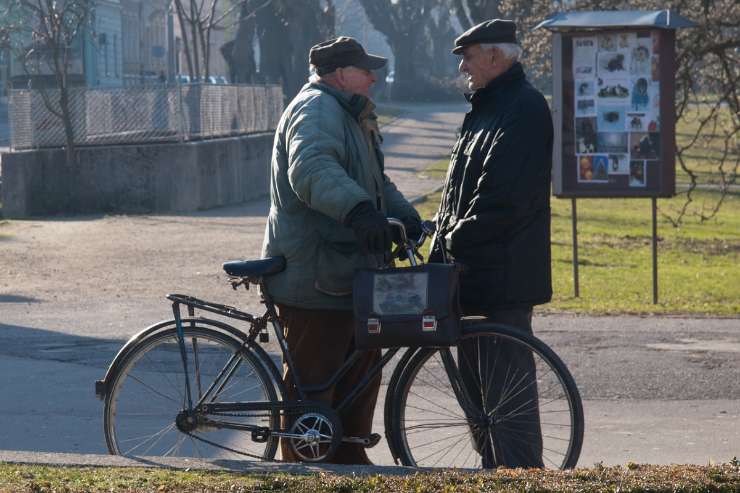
<box><xmin>107</xmin><ymin>327</ymin><xmax>278</xmax><ymax>461</ymax></box>
<box><xmin>123</xmin><ymin>422</ymin><xmax>177</xmax><ymax>456</ymax></box>
<box><xmin>395</xmin><ymin>328</ymin><xmax>582</xmax><ymax>471</ymax></box>
<box><xmin>406</xmin><ymin>388</ymin><xmax>466</xmax><ymax>419</ymax></box>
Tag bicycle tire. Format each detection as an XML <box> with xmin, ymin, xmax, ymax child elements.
<box><xmin>104</xmin><ymin>325</ymin><xmax>280</xmax><ymax>460</ymax></box>
<box><xmin>388</xmin><ymin>322</ymin><xmax>584</xmax><ymax>470</ymax></box>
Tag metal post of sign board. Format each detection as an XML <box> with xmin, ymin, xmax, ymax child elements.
<box><xmin>571</xmin><ymin>198</ymin><xmax>580</xmax><ymax>297</ymax></box>
<box><xmin>651</xmin><ymin>197</ymin><xmax>658</xmax><ymax>304</ymax></box>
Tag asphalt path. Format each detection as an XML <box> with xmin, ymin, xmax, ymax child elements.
<box><xmin>1</xmin><ymin>102</ymin><xmax>738</xmax><ymax>468</ymax></box>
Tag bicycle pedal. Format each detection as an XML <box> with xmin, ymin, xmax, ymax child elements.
<box><xmin>365</xmin><ymin>433</ymin><xmax>381</xmax><ymax>448</ymax></box>
<box><xmin>259</xmin><ymin>332</ymin><xmax>269</xmax><ymax>343</ymax></box>
<box><xmin>251</xmin><ymin>427</ymin><xmax>270</xmax><ymax>443</ymax></box>
<box><xmin>342</xmin><ymin>433</ymin><xmax>381</xmax><ymax>448</ymax></box>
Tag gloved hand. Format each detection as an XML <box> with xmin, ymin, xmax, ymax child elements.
<box><xmin>345</xmin><ymin>201</ymin><xmax>392</xmax><ymax>255</ymax></box>
<box><xmin>402</xmin><ymin>216</ymin><xmax>423</xmax><ymax>243</ymax></box>
<box><xmin>391</xmin><ymin>216</ymin><xmax>423</xmax><ymax>245</ymax></box>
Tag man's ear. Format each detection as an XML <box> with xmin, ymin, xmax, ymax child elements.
<box><xmin>489</xmin><ymin>47</ymin><xmax>499</xmax><ymax>67</ymax></box>
<box><xmin>334</xmin><ymin>67</ymin><xmax>346</xmax><ymax>89</ymax></box>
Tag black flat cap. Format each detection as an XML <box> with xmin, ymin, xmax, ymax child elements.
<box><xmin>309</xmin><ymin>36</ymin><xmax>387</xmax><ymax>75</ymax></box>
<box><xmin>452</xmin><ymin>19</ymin><xmax>518</xmax><ymax>54</ymax></box>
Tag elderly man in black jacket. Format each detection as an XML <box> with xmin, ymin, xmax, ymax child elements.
<box><xmin>432</xmin><ymin>19</ymin><xmax>553</xmax><ymax>468</ymax></box>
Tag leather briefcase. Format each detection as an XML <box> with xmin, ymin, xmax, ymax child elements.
<box><xmin>353</xmin><ymin>263</ymin><xmax>461</xmax><ymax>349</ymax></box>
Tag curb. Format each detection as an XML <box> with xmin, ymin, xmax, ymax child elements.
<box><xmin>0</xmin><ymin>450</ymin><xmax>420</xmax><ymax>476</ymax></box>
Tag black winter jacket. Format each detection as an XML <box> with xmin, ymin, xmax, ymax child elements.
<box><xmin>432</xmin><ymin>63</ymin><xmax>553</xmax><ymax>310</ymax></box>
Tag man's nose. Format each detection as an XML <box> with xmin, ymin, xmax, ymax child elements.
<box><xmin>369</xmin><ymin>72</ymin><xmax>377</xmax><ymax>84</ymax></box>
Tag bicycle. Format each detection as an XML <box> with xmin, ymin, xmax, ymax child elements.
<box><xmin>95</xmin><ymin>219</ymin><xmax>584</xmax><ymax>469</ymax></box>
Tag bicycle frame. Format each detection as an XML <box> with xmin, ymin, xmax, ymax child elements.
<box><xmin>168</xmin><ymin>288</ymin><xmax>403</xmax><ymax>425</ymax></box>
<box><xmin>165</xmin><ymin>218</ymin><xmax>473</xmax><ymax>434</ymax></box>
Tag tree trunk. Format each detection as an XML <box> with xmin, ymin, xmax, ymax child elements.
<box><xmin>226</xmin><ymin>2</ymin><xmax>257</xmax><ymax>83</ymax></box>
<box><xmin>189</xmin><ymin>0</ymin><xmax>201</xmax><ymax>79</ymax></box>
<box><xmin>388</xmin><ymin>26</ymin><xmax>432</xmax><ymax>101</ymax></box>
<box><xmin>173</xmin><ymin>1</ymin><xmax>194</xmax><ymax>78</ymax></box>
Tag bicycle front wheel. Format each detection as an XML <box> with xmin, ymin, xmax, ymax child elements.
<box><xmin>104</xmin><ymin>325</ymin><xmax>280</xmax><ymax>460</ymax></box>
<box><xmin>389</xmin><ymin>323</ymin><xmax>583</xmax><ymax>470</ymax></box>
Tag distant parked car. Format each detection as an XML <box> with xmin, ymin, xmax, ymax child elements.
<box><xmin>176</xmin><ymin>74</ymin><xmax>191</xmax><ymax>84</ymax></box>
<box><xmin>215</xmin><ymin>76</ymin><xmax>228</xmax><ymax>84</ymax></box>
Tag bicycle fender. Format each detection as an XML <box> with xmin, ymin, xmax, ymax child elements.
<box><xmin>94</xmin><ymin>317</ymin><xmax>252</xmax><ymax>400</ymax></box>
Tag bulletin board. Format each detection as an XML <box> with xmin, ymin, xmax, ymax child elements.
<box><xmin>552</xmin><ymin>29</ymin><xmax>677</xmax><ymax>198</ymax></box>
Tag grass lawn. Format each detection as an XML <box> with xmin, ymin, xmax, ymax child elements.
<box><xmin>0</xmin><ymin>462</ymin><xmax>737</xmax><ymax>493</ymax></box>
<box><xmin>376</xmin><ymin>104</ymin><xmax>403</xmax><ymax>126</ymax></box>
<box><xmin>413</xmin><ymin>176</ymin><xmax>739</xmax><ymax>317</ymax></box>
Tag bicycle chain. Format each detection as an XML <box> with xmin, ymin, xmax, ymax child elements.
<box><xmin>184</xmin><ymin>406</ymin><xmax>334</xmax><ymax>462</ymax></box>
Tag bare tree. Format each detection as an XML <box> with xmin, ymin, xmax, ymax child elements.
<box><xmin>172</xmin><ymin>0</ymin><xmax>272</xmax><ymax>80</ymax></box>
<box><xmin>450</xmin><ymin>0</ymin><xmax>501</xmax><ymax>30</ymax></box>
<box><xmin>2</xmin><ymin>0</ymin><xmax>95</xmax><ymax>165</ymax></box>
<box><xmin>220</xmin><ymin>0</ymin><xmax>335</xmax><ymax>98</ymax></box>
<box><xmin>359</xmin><ymin>0</ymin><xmax>441</xmax><ymax>100</ymax></box>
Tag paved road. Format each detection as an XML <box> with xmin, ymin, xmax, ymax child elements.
<box><xmin>1</xmin><ymin>103</ymin><xmax>738</xmax><ymax>468</ymax></box>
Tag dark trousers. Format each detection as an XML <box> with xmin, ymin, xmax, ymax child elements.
<box><xmin>458</xmin><ymin>306</ymin><xmax>544</xmax><ymax>468</ymax></box>
<box><xmin>276</xmin><ymin>304</ymin><xmax>381</xmax><ymax>464</ymax></box>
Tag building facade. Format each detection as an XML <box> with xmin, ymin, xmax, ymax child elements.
<box><xmin>120</xmin><ymin>0</ymin><xmax>169</xmax><ymax>85</ymax></box>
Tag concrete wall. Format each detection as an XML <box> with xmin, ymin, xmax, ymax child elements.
<box><xmin>1</xmin><ymin>133</ymin><xmax>273</xmax><ymax>218</ymax></box>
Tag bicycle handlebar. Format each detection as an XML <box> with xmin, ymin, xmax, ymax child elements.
<box><xmin>386</xmin><ymin>218</ymin><xmax>436</xmax><ymax>267</ymax></box>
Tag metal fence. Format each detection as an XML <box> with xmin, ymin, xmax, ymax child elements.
<box><xmin>8</xmin><ymin>83</ymin><xmax>284</xmax><ymax>150</ymax></box>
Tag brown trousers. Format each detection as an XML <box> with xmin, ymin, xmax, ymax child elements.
<box><xmin>276</xmin><ymin>304</ymin><xmax>381</xmax><ymax>464</ymax></box>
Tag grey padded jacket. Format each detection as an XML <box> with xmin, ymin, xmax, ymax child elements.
<box><xmin>261</xmin><ymin>82</ymin><xmax>418</xmax><ymax>310</ymax></box>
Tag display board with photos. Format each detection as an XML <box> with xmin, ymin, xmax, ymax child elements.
<box><xmin>553</xmin><ymin>29</ymin><xmax>676</xmax><ymax>198</ymax></box>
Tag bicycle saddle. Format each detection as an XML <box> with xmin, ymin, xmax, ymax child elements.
<box><xmin>222</xmin><ymin>257</ymin><xmax>286</xmax><ymax>278</ymax></box>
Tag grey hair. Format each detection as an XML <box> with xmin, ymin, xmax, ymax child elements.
<box><xmin>308</xmin><ymin>64</ymin><xmax>322</xmax><ymax>83</ymax></box>
<box><xmin>480</xmin><ymin>42</ymin><xmax>522</xmax><ymax>62</ymax></box>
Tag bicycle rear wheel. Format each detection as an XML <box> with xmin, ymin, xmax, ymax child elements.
<box><xmin>104</xmin><ymin>325</ymin><xmax>280</xmax><ymax>460</ymax></box>
<box><xmin>389</xmin><ymin>323</ymin><xmax>583</xmax><ymax>470</ymax></box>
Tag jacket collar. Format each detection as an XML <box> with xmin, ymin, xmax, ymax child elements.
<box><xmin>465</xmin><ymin>62</ymin><xmax>526</xmax><ymax>105</ymax></box>
<box><xmin>308</xmin><ymin>82</ymin><xmax>370</xmax><ymax>120</ymax></box>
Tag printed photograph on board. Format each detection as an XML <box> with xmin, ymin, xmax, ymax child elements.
<box><xmin>576</xmin><ymin>98</ymin><xmax>596</xmax><ymax>116</ymax></box>
<box><xmin>618</xmin><ymin>32</ymin><xmax>635</xmax><ymax>49</ymax></box>
<box><xmin>579</xmin><ymin>155</ymin><xmax>609</xmax><ymax>182</ymax></box>
<box><xmin>597</xmin><ymin>105</ymin><xmax>626</xmax><ymax>132</ymax></box>
<box><xmin>631</xmin><ymin>77</ymin><xmax>650</xmax><ymax>111</ymax></box>
<box><xmin>627</xmin><ymin>113</ymin><xmax>646</xmax><ymax>132</ymax></box>
<box><xmin>592</xmin><ymin>155</ymin><xmax>609</xmax><ymax>180</ymax></box>
<box><xmin>630</xmin><ymin>34</ymin><xmax>652</xmax><ymax>75</ymax></box>
<box><xmin>598</xmin><ymin>33</ymin><xmax>618</xmax><ymax>51</ymax></box>
<box><xmin>597</xmin><ymin>132</ymin><xmax>629</xmax><ymax>153</ymax></box>
<box><xmin>608</xmin><ymin>153</ymin><xmax>630</xmax><ymax>174</ymax></box>
<box><xmin>597</xmin><ymin>50</ymin><xmax>630</xmax><ymax>79</ymax></box>
<box><xmin>597</xmin><ymin>78</ymin><xmax>630</xmax><ymax>101</ymax></box>
<box><xmin>578</xmin><ymin>155</ymin><xmax>593</xmax><ymax>182</ymax></box>
<box><xmin>646</xmin><ymin>115</ymin><xmax>659</xmax><ymax>132</ymax></box>
<box><xmin>575</xmin><ymin>79</ymin><xmax>594</xmax><ymax>97</ymax></box>
<box><xmin>573</xmin><ymin>37</ymin><xmax>597</xmax><ymax>76</ymax></box>
<box><xmin>629</xmin><ymin>160</ymin><xmax>646</xmax><ymax>187</ymax></box>
<box><xmin>575</xmin><ymin>117</ymin><xmax>598</xmax><ymax>153</ymax></box>
<box><xmin>630</xmin><ymin>132</ymin><xmax>661</xmax><ymax>159</ymax></box>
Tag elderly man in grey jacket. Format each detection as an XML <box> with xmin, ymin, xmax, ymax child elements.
<box><xmin>261</xmin><ymin>36</ymin><xmax>420</xmax><ymax>464</ymax></box>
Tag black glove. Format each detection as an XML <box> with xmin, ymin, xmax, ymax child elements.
<box><xmin>402</xmin><ymin>216</ymin><xmax>423</xmax><ymax>243</ymax></box>
<box><xmin>345</xmin><ymin>201</ymin><xmax>392</xmax><ymax>255</ymax></box>
<box><xmin>391</xmin><ymin>216</ymin><xmax>423</xmax><ymax>245</ymax></box>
